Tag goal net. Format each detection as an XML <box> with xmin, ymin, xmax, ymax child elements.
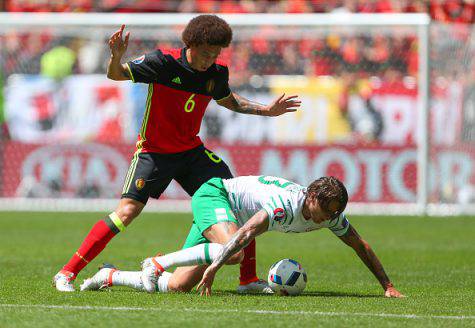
<box><xmin>0</xmin><ymin>13</ymin><xmax>473</xmax><ymax>215</ymax></box>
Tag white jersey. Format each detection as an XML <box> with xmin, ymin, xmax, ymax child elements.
<box><xmin>222</xmin><ymin>176</ymin><xmax>350</xmax><ymax>237</ymax></box>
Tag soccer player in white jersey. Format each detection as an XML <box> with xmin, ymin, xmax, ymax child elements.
<box><xmin>80</xmin><ymin>175</ymin><xmax>403</xmax><ymax>298</ymax></box>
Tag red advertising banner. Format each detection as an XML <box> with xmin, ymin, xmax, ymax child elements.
<box><xmin>2</xmin><ymin>141</ymin><xmax>473</xmax><ymax>203</ymax></box>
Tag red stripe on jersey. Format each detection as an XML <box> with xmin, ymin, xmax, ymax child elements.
<box><xmin>138</xmin><ymin>84</ymin><xmax>212</xmax><ymax>154</ymax></box>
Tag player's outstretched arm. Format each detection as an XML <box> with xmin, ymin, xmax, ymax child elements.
<box><xmin>107</xmin><ymin>24</ymin><xmax>131</xmax><ymax>81</ymax></box>
<box><xmin>217</xmin><ymin>92</ymin><xmax>301</xmax><ymax>117</ymax></box>
<box><xmin>338</xmin><ymin>224</ymin><xmax>405</xmax><ymax>298</ymax></box>
<box><xmin>197</xmin><ymin>210</ymin><xmax>269</xmax><ymax>296</ymax></box>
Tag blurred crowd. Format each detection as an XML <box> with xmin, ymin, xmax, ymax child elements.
<box><xmin>1</xmin><ymin>0</ymin><xmax>474</xmax><ymax>24</ymax></box>
<box><xmin>1</xmin><ymin>1</ymin><xmax>472</xmax><ymax>80</ymax></box>
<box><xmin>0</xmin><ymin>0</ymin><xmax>474</xmax><ymax>144</ymax></box>
<box><xmin>1</xmin><ymin>7</ymin><xmax>472</xmax><ymax>85</ymax></box>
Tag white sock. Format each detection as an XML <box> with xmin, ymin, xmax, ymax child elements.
<box><xmin>111</xmin><ymin>271</ymin><xmax>143</xmax><ymax>290</ymax></box>
<box><xmin>111</xmin><ymin>270</ymin><xmax>173</xmax><ymax>292</ymax></box>
<box><xmin>157</xmin><ymin>271</ymin><xmax>172</xmax><ymax>293</ymax></box>
<box><xmin>153</xmin><ymin>243</ymin><xmax>223</xmax><ymax>270</ymax></box>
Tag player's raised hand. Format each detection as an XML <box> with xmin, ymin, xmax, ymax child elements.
<box><xmin>264</xmin><ymin>94</ymin><xmax>301</xmax><ymax>117</ymax></box>
<box><xmin>109</xmin><ymin>24</ymin><xmax>130</xmax><ymax>59</ymax></box>
<box><xmin>196</xmin><ymin>266</ymin><xmax>218</xmax><ymax>296</ymax></box>
<box><xmin>384</xmin><ymin>286</ymin><xmax>405</xmax><ymax>298</ymax></box>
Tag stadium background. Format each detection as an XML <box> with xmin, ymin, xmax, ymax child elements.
<box><xmin>0</xmin><ymin>0</ymin><xmax>473</xmax><ymax>214</ymax></box>
<box><xmin>0</xmin><ymin>1</ymin><xmax>474</xmax><ymax>327</ymax></box>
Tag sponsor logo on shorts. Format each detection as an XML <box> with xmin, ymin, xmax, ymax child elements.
<box><xmin>135</xmin><ymin>178</ymin><xmax>146</xmax><ymax>190</ymax></box>
<box><xmin>132</xmin><ymin>55</ymin><xmax>145</xmax><ymax>64</ymax></box>
<box><xmin>273</xmin><ymin>208</ymin><xmax>286</xmax><ymax>222</ymax></box>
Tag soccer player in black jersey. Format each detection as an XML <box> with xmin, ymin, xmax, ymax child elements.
<box><xmin>54</xmin><ymin>15</ymin><xmax>301</xmax><ymax>293</ymax></box>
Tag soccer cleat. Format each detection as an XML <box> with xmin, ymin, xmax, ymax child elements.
<box><xmin>52</xmin><ymin>270</ymin><xmax>76</xmax><ymax>292</ymax></box>
<box><xmin>236</xmin><ymin>279</ymin><xmax>274</xmax><ymax>294</ymax></box>
<box><xmin>141</xmin><ymin>257</ymin><xmax>164</xmax><ymax>293</ymax></box>
<box><xmin>79</xmin><ymin>263</ymin><xmax>117</xmax><ymax>291</ymax></box>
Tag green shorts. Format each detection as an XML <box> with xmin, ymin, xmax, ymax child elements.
<box><xmin>182</xmin><ymin>178</ymin><xmax>238</xmax><ymax>249</ymax></box>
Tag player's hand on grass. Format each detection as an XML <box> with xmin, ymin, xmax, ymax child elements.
<box><xmin>384</xmin><ymin>285</ymin><xmax>405</xmax><ymax>298</ymax></box>
<box><xmin>197</xmin><ymin>266</ymin><xmax>218</xmax><ymax>296</ymax></box>
<box><xmin>109</xmin><ymin>24</ymin><xmax>130</xmax><ymax>59</ymax></box>
<box><xmin>264</xmin><ymin>94</ymin><xmax>301</xmax><ymax>116</ymax></box>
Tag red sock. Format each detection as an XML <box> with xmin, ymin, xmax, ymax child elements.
<box><xmin>239</xmin><ymin>239</ymin><xmax>258</xmax><ymax>285</ymax></box>
<box><xmin>62</xmin><ymin>215</ymin><xmax>122</xmax><ymax>277</ymax></box>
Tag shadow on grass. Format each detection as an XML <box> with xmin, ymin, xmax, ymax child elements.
<box><xmin>301</xmin><ymin>291</ymin><xmax>381</xmax><ymax>298</ymax></box>
<box><xmin>220</xmin><ymin>290</ymin><xmax>381</xmax><ymax>298</ymax></box>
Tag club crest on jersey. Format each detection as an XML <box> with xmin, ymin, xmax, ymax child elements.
<box><xmin>273</xmin><ymin>208</ymin><xmax>286</xmax><ymax>222</ymax></box>
<box><xmin>206</xmin><ymin>79</ymin><xmax>215</xmax><ymax>93</ymax></box>
<box><xmin>132</xmin><ymin>55</ymin><xmax>145</xmax><ymax>64</ymax></box>
<box><xmin>135</xmin><ymin>178</ymin><xmax>146</xmax><ymax>190</ymax></box>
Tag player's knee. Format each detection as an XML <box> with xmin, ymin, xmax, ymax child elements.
<box><xmin>115</xmin><ymin>203</ymin><xmax>141</xmax><ymax>226</ymax></box>
<box><xmin>226</xmin><ymin>250</ymin><xmax>244</xmax><ymax>265</ymax></box>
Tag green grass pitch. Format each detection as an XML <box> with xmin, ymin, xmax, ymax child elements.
<box><xmin>0</xmin><ymin>212</ymin><xmax>474</xmax><ymax>327</ymax></box>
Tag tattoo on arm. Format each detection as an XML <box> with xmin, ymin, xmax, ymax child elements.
<box><xmin>222</xmin><ymin>222</ymin><xmax>233</xmax><ymax>235</ymax></box>
<box><xmin>212</xmin><ymin>228</ymin><xmax>253</xmax><ymax>269</ymax></box>
<box><xmin>229</xmin><ymin>93</ymin><xmax>267</xmax><ymax>116</ymax></box>
<box><xmin>210</xmin><ymin>210</ymin><xmax>268</xmax><ymax>270</ymax></box>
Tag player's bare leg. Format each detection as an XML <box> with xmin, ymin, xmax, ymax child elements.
<box><xmin>53</xmin><ymin>198</ymin><xmax>144</xmax><ymax>292</ymax></box>
<box><xmin>167</xmin><ymin>266</ymin><xmax>207</xmax><ymax>292</ymax></box>
<box><xmin>113</xmin><ymin>198</ymin><xmax>146</xmax><ymax>226</ymax></box>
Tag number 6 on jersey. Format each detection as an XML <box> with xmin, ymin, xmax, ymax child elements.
<box><xmin>184</xmin><ymin>93</ymin><xmax>196</xmax><ymax>112</ymax></box>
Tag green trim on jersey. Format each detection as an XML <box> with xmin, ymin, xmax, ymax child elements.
<box><xmin>215</xmin><ymin>91</ymin><xmax>232</xmax><ymax>102</ymax></box>
<box><xmin>122</xmin><ymin>148</ymin><xmax>141</xmax><ymax>194</ymax></box>
<box><xmin>278</xmin><ymin>195</ymin><xmax>288</xmax><ymax>224</ymax></box>
<box><xmin>204</xmin><ymin>243</ymin><xmax>211</xmax><ymax>264</ymax></box>
<box><xmin>182</xmin><ymin>178</ymin><xmax>238</xmax><ymax>249</ymax></box>
<box><xmin>287</xmin><ymin>200</ymin><xmax>295</xmax><ymax>225</ymax></box>
<box><xmin>231</xmin><ymin>193</ymin><xmax>238</xmax><ymax>210</ymax></box>
<box><xmin>139</xmin><ymin>84</ymin><xmax>153</xmax><ymax>143</ymax></box>
<box><xmin>125</xmin><ymin>63</ymin><xmax>135</xmax><ymax>83</ymax></box>
<box><xmin>123</xmin><ymin>90</ymin><xmax>158</xmax><ymax>192</ymax></box>
<box><xmin>271</xmin><ymin>196</ymin><xmax>278</xmax><ymax>208</ymax></box>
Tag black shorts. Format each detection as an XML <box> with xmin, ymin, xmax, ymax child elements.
<box><xmin>121</xmin><ymin>145</ymin><xmax>233</xmax><ymax>204</ymax></box>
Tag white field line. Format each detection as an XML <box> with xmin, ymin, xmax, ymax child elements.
<box><xmin>0</xmin><ymin>304</ymin><xmax>474</xmax><ymax>321</ymax></box>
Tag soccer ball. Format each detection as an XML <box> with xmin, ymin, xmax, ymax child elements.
<box><xmin>267</xmin><ymin>258</ymin><xmax>307</xmax><ymax>296</ymax></box>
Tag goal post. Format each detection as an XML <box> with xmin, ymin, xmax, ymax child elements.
<box><xmin>0</xmin><ymin>12</ymin><xmax>472</xmax><ymax>216</ymax></box>
<box><xmin>417</xmin><ymin>19</ymin><xmax>430</xmax><ymax>215</ymax></box>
